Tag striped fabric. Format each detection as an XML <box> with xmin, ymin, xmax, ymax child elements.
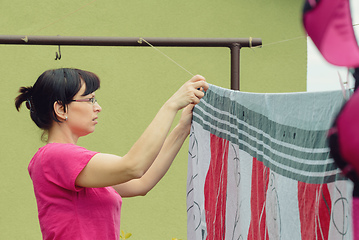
<box><xmin>187</xmin><ymin>84</ymin><xmax>353</xmax><ymax>240</ymax></box>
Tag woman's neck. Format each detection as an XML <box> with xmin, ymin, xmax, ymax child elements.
<box><xmin>47</xmin><ymin>123</ymin><xmax>79</xmax><ymax>144</ymax></box>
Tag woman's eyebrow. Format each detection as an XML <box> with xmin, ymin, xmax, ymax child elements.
<box><xmin>83</xmin><ymin>93</ymin><xmax>95</xmax><ymax>98</ymax></box>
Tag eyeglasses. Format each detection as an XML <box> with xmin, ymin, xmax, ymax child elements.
<box><xmin>71</xmin><ymin>97</ymin><xmax>98</xmax><ymax>105</ymax></box>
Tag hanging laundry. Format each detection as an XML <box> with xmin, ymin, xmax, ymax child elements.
<box><xmin>187</xmin><ymin>84</ymin><xmax>353</xmax><ymax>240</ymax></box>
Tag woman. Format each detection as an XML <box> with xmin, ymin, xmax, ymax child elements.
<box><xmin>15</xmin><ymin>68</ymin><xmax>208</xmax><ymax>240</ymax></box>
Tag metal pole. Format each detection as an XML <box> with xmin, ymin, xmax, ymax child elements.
<box><xmin>230</xmin><ymin>43</ymin><xmax>241</xmax><ymax>91</ymax></box>
<box><xmin>0</xmin><ymin>35</ymin><xmax>261</xmax><ymax>48</ymax></box>
<box><xmin>0</xmin><ymin>35</ymin><xmax>262</xmax><ymax>90</ymax></box>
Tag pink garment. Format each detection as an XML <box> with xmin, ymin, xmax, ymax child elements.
<box><xmin>303</xmin><ymin>0</ymin><xmax>359</xmax><ymax>68</ymax></box>
<box><xmin>336</xmin><ymin>89</ymin><xmax>359</xmax><ymax>176</ymax></box>
<box><xmin>28</xmin><ymin>143</ymin><xmax>122</xmax><ymax>240</ymax></box>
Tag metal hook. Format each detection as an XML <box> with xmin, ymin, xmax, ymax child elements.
<box><xmin>55</xmin><ymin>45</ymin><xmax>61</xmax><ymax>60</ymax></box>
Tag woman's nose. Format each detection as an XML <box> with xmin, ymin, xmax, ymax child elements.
<box><xmin>94</xmin><ymin>102</ymin><xmax>102</xmax><ymax>112</ymax></box>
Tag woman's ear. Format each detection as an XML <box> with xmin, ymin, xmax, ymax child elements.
<box><xmin>53</xmin><ymin>101</ymin><xmax>67</xmax><ymax>121</ymax></box>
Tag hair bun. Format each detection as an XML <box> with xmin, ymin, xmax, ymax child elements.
<box><xmin>15</xmin><ymin>86</ymin><xmax>34</xmax><ymax>111</ymax></box>
<box><xmin>20</xmin><ymin>86</ymin><xmax>33</xmax><ymax>96</ymax></box>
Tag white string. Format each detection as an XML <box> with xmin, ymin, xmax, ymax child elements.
<box><xmin>251</xmin><ymin>36</ymin><xmax>306</xmax><ymax>49</ymax></box>
<box><xmin>138</xmin><ymin>38</ymin><xmax>194</xmax><ymax>76</ymax></box>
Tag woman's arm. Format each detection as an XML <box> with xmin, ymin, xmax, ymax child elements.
<box><xmin>112</xmin><ymin>104</ymin><xmax>194</xmax><ymax>197</ymax></box>
<box><xmin>75</xmin><ymin>75</ymin><xmax>208</xmax><ymax>188</ymax></box>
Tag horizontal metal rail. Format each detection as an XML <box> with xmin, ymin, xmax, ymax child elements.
<box><xmin>0</xmin><ymin>35</ymin><xmax>262</xmax><ymax>90</ymax></box>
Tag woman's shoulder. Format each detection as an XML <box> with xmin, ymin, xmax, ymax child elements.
<box><xmin>35</xmin><ymin>143</ymin><xmax>97</xmax><ymax>161</ymax></box>
<box><xmin>30</xmin><ymin>143</ymin><xmax>99</xmax><ymax>171</ymax></box>
<box><xmin>44</xmin><ymin>142</ymin><xmax>87</xmax><ymax>151</ymax></box>
<box><xmin>35</xmin><ymin>143</ymin><xmax>78</xmax><ymax>155</ymax></box>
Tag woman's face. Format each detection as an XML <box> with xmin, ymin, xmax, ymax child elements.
<box><xmin>66</xmin><ymin>83</ymin><xmax>102</xmax><ymax>137</ymax></box>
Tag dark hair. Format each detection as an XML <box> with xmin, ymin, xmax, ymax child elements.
<box><xmin>15</xmin><ymin>68</ymin><xmax>100</xmax><ymax>130</ymax></box>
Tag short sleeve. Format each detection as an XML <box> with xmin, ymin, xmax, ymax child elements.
<box><xmin>40</xmin><ymin>143</ymin><xmax>98</xmax><ymax>191</ymax></box>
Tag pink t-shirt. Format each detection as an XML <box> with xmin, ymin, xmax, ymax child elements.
<box><xmin>28</xmin><ymin>143</ymin><xmax>122</xmax><ymax>240</ymax></box>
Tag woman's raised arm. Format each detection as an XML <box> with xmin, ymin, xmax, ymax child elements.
<box><xmin>75</xmin><ymin>75</ymin><xmax>208</xmax><ymax>188</ymax></box>
<box><xmin>112</xmin><ymin>103</ymin><xmax>195</xmax><ymax>197</ymax></box>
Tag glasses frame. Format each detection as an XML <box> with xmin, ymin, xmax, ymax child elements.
<box><xmin>70</xmin><ymin>97</ymin><xmax>97</xmax><ymax>104</ymax></box>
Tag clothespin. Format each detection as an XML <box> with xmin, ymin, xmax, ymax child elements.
<box><xmin>338</xmin><ymin>70</ymin><xmax>352</xmax><ymax>100</ymax></box>
<box><xmin>55</xmin><ymin>45</ymin><xmax>61</xmax><ymax>60</ymax></box>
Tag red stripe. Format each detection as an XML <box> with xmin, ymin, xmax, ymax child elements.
<box><xmin>248</xmin><ymin>158</ymin><xmax>269</xmax><ymax>240</ymax></box>
<box><xmin>297</xmin><ymin>182</ymin><xmax>331</xmax><ymax>239</ymax></box>
<box><xmin>204</xmin><ymin>134</ymin><xmax>229</xmax><ymax>240</ymax></box>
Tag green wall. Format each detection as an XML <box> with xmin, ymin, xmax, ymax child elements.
<box><xmin>0</xmin><ymin>0</ymin><xmax>306</xmax><ymax>239</ymax></box>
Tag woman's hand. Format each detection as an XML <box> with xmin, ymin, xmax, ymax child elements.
<box><xmin>178</xmin><ymin>104</ymin><xmax>195</xmax><ymax>135</ymax></box>
<box><xmin>166</xmin><ymin>75</ymin><xmax>208</xmax><ymax>111</ymax></box>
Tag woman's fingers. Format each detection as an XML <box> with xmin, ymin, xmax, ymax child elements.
<box><xmin>189</xmin><ymin>75</ymin><xmax>205</xmax><ymax>82</ymax></box>
<box><xmin>186</xmin><ymin>76</ymin><xmax>208</xmax><ymax>105</ymax></box>
<box><xmin>166</xmin><ymin>74</ymin><xmax>208</xmax><ymax>111</ymax></box>
<box><xmin>190</xmin><ymin>75</ymin><xmax>209</xmax><ymax>91</ymax></box>
<box><xmin>194</xmin><ymin>88</ymin><xmax>205</xmax><ymax>99</ymax></box>
<box><xmin>193</xmin><ymin>81</ymin><xmax>208</xmax><ymax>91</ymax></box>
